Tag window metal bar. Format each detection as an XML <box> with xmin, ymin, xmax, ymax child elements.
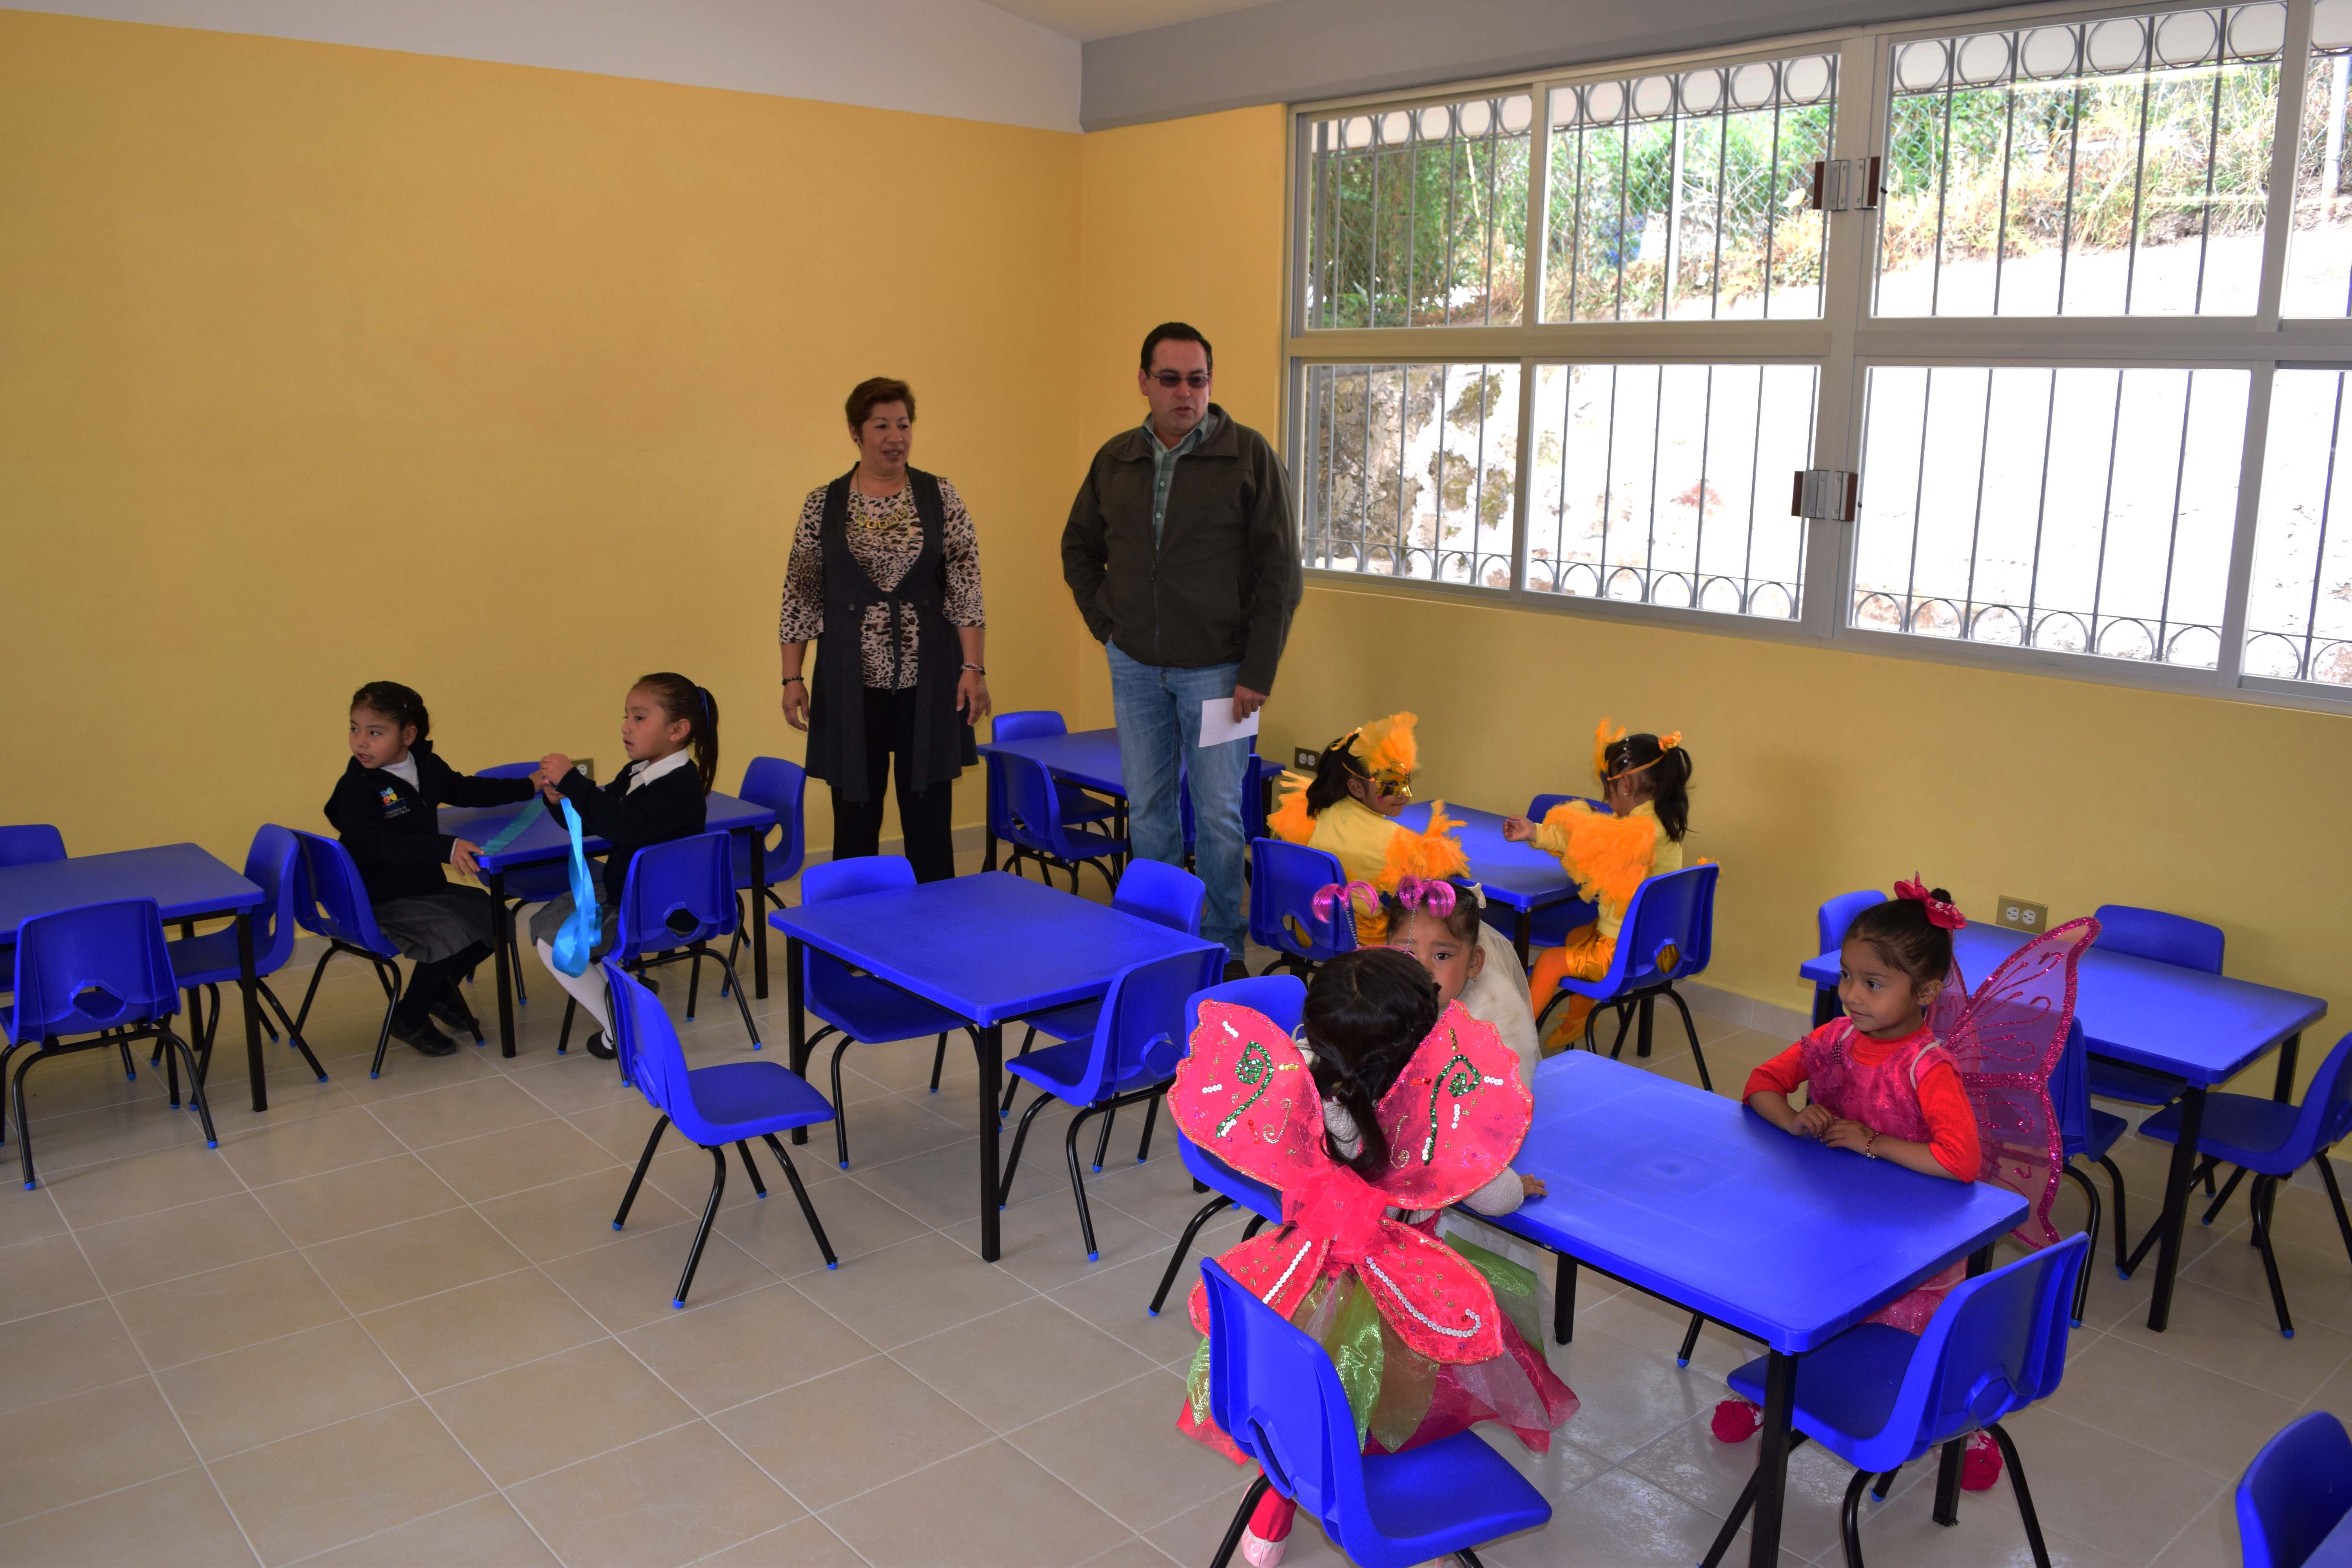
<box><xmin>1765</xmin><ymin>93</ymin><xmax>1783</xmax><ymax>318</ymax></box>
<box><xmin>1434</xmin><ymin>365</ymin><xmax>1454</xmax><ymax>571</ymax></box>
<box><xmin>1963</xmin><ymin>366</ymin><xmax>1996</xmax><ymax>630</ymax></box>
<box><xmin>1693</xmin><ymin>364</ymin><xmax>1719</xmax><ymax>596</ymax></box>
<box><xmin>1931</xmin><ymin>57</ymin><xmax>1957</xmax><ymax>315</ymax></box>
<box><xmin>2192</xmin><ymin>24</ymin><xmax>2227</xmax><ymax>314</ymax></box>
<box><xmin>1555</xmin><ymin>360</ymin><xmax>1578</xmax><ymax>585</ymax></box>
<box><xmin>1512</xmin><ymin>355</ymin><xmax>1537</xmax><ymax>591</ymax></box>
<box><xmin>2058</xmin><ymin>77</ymin><xmax>2085</xmax><ymax>314</ymax></box>
<box><xmin>1370</xmin><ymin>133</ymin><xmax>1386</xmax><ymax>328</ymax></box>
<box><xmin>1614</xmin><ymin>114</ymin><xmax>1631</xmax><ymax>321</ymax></box>
<box><xmin>1904</xmin><ymin>368</ymin><xmax>1937</xmax><ymax>619</ymax></box>
<box><xmin>1441</xmin><ymin>128</ymin><xmax>1464</xmax><ymax>327</ymax></box>
<box><xmin>1664</xmin><ymin>112</ymin><xmax>1685</xmax><ymax>320</ymax></box>
<box><xmin>1565</xmin><ymin>120</ymin><xmax>1588</xmax><ymax>323</ymax></box>
<box><xmin>1643</xmin><ymin>367</ymin><xmax>1668</xmax><ymax>599</ymax></box>
<box><xmin>2156</xmin><ymin>370</ymin><xmax>2199</xmax><ymax>651</ymax></box>
<box><xmin>1991</xmin><ymin>50</ymin><xmax>2019</xmax><ymax>317</ymax></box>
<box><xmin>2025</xmin><ymin>369</ymin><xmax>2062</xmax><ymax>639</ymax></box>
<box><xmin>1483</xmin><ymin>107</ymin><xmax>1504</xmax><ymax>324</ymax></box>
<box><xmin>2087</xmin><ymin>369</ymin><xmax>2130</xmax><ymax>647</ymax></box>
<box><xmin>1742</xmin><ymin>364</ymin><xmax>1766</xmax><ymax>599</ymax></box>
<box><xmin>1404</xmin><ymin>118</ymin><xmax>1419</xmax><ymax>328</ymax></box>
<box><xmin>2301</xmin><ymin>373</ymin><xmax>2348</xmax><ymax>675</ymax></box>
<box><xmin>1599</xmin><ymin>364</ymin><xmax>1621</xmax><ymax>572</ymax></box>
<box><xmin>2123</xmin><ymin>71</ymin><xmax>2155</xmax><ymax>315</ymax></box>
<box><xmin>1385</xmin><ymin>365</ymin><xmax>1399</xmax><ymax>566</ymax></box>
<box><xmin>1711</xmin><ymin>90</ymin><xmax>1730</xmax><ymax>319</ymax></box>
<box><xmin>1474</xmin><ymin>366</ymin><xmax>1492</xmax><ymax>573</ymax></box>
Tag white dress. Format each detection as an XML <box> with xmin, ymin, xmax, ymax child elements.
<box><xmin>1461</xmin><ymin>922</ymin><xmax>1542</xmax><ymax>1098</ymax></box>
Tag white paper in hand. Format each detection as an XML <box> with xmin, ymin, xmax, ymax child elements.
<box><xmin>1198</xmin><ymin>696</ymin><xmax>1260</xmax><ymax>749</ymax></box>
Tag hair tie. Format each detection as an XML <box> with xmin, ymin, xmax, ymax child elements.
<box><xmin>1310</xmin><ymin>881</ymin><xmax>1379</xmax><ymax>923</ymax></box>
<box><xmin>694</xmin><ymin>685</ymin><xmax>714</xmax><ymax>728</ymax></box>
<box><xmin>1894</xmin><ymin>877</ymin><xmax>1967</xmax><ymax>931</ymax></box>
<box><xmin>1392</xmin><ymin>877</ymin><xmax>1457</xmax><ymax>917</ymax></box>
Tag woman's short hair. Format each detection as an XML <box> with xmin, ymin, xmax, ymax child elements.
<box><xmin>846</xmin><ymin>377</ymin><xmax>915</xmax><ymax>432</ymax></box>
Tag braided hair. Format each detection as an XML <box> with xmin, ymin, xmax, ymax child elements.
<box><xmin>1301</xmin><ymin>948</ymin><xmax>1441</xmax><ymax>1177</ymax></box>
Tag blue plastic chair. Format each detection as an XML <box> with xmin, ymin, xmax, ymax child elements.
<box><xmin>1148</xmin><ymin>975</ymin><xmax>1298</xmax><ymax>1316</ymax></box>
<box><xmin>2</xmin><ymin>899</ymin><xmax>215</xmax><ymax>1188</ymax></box>
<box><xmin>718</xmin><ymin>757</ymin><xmax>809</xmax><ymax>997</ymax></box>
<box><xmin>602</xmin><ymin>960</ymin><xmax>836</xmax><ymax>1307</ymax></box>
<box><xmin>798</xmin><ymin>857</ymin><xmax>978</xmax><ymax>1169</ymax></box>
<box><xmin>1537</xmin><ymin>862</ymin><xmax>1720</xmax><ymax>1092</ymax></box>
<box><xmin>1807</xmin><ymin>887</ymin><xmax>1886</xmax><ymax>1025</ymax></box>
<box><xmin>0</xmin><ymin>825</ymin><xmax>64</xmax><ymax>869</ymax></box>
<box><xmin>2238</xmin><ymin>1411</ymin><xmax>2352</xmax><ymax>1568</ymax></box>
<box><xmin>2051</xmin><ymin>1018</ymin><xmax>2130</xmax><ymax>1324</ymax></box>
<box><xmin>990</xmin><ymin>712</ymin><xmax>1119</xmax><ymax>846</ymax></box>
<box><xmin>1198</xmin><ymin>1256</ymin><xmax>1553</xmax><ymax>1568</ymax></box>
<box><xmin>288</xmin><ymin>830</ymin><xmax>413</xmax><ymax>1080</ymax></box>
<box><xmin>165</xmin><ymin>825</ymin><xmax>327</xmax><ymax>1084</ymax></box>
<box><xmin>1701</xmin><ymin>1234</ymin><xmax>2091</xmax><ymax>1568</ymax></box>
<box><xmin>2136</xmin><ymin>1030</ymin><xmax>2352</xmax><ymax>1339</ymax></box>
<box><xmin>999</xmin><ymin>752</ymin><xmax>1127</xmax><ymax>898</ymax></box>
<box><xmin>554</xmin><ymin>831</ymin><xmax>762</xmax><ymax>1057</ymax></box>
<box><xmin>1000</xmin><ymin>859</ymin><xmax>1208</xmax><ymax>1116</ymax></box>
<box><xmin>474</xmin><ymin>762</ymin><xmax>574</xmax><ymax>1010</ymax></box>
<box><xmin>998</xmin><ymin>944</ymin><xmax>1226</xmax><ymax>1261</ymax></box>
<box><xmin>2087</xmin><ymin>904</ymin><xmax>2219</xmax><ymax>1110</ymax></box>
<box><xmin>1247</xmin><ymin>838</ymin><xmax>1355</xmax><ymax>978</ymax></box>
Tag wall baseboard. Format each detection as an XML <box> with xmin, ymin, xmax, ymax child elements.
<box><xmin>1677</xmin><ymin>979</ymin><xmax>1811</xmax><ymax>1042</ymax></box>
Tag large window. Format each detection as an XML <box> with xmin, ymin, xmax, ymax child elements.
<box><xmin>1289</xmin><ymin>0</ymin><xmax>2352</xmax><ymax>702</ymax></box>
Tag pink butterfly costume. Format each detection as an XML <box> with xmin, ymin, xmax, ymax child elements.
<box><xmin>1169</xmin><ymin>998</ymin><xmax>1577</xmax><ymax>1464</ymax></box>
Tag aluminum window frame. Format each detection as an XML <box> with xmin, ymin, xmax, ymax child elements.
<box><xmin>1282</xmin><ymin>0</ymin><xmax>2352</xmax><ymax>713</ymax></box>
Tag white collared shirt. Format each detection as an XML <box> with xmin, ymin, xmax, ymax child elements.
<box><xmin>383</xmin><ymin>754</ymin><xmax>421</xmax><ymax>791</ymax></box>
<box><xmin>625</xmin><ymin>749</ymin><xmax>694</xmax><ymax>793</ymax></box>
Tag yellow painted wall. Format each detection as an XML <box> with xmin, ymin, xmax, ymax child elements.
<box><xmin>0</xmin><ymin>8</ymin><xmax>1080</xmax><ymax>860</ymax></box>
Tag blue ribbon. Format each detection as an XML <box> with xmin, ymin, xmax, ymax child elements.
<box><xmin>550</xmin><ymin>799</ymin><xmax>601</xmax><ymax>977</ymax></box>
<box><xmin>473</xmin><ymin>808</ymin><xmax>539</xmax><ymax>860</ymax></box>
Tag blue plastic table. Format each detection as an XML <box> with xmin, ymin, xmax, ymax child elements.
<box><xmin>2309</xmin><ymin>1511</ymin><xmax>2352</xmax><ymax>1567</ymax></box>
<box><xmin>0</xmin><ymin>845</ymin><xmax>272</xmax><ymax>1111</ymax></box>
<box><xmin>1800</xmin><ymin>923</ymin><xmax>2325</xmax><ymax>1333</ymax></box>
<box><xmin>975</xmin><ymin>728</ymin><xmax>1128</xmax><ymax>872</ymax></box>
<box><xmin>441</xmin><ymin>791</ymin><xmax>779</xmax><ymax>1056</ymax></box>
<box><xmin>769</xmin><ymin>871</ymin><xmax>1223</xmax><ymax>1260</ymax></box>
<box><xmin>1394</xmin><ymin>801</ymin><xmax>1594</xmax><ymax>968</ymax></box>
<box><xmin>1485</xmin><ymin>1051</ymin><xmax>2025</xmax><ymax>1568</ymax></box>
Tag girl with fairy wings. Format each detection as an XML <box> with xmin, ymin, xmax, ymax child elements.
<box><xmin>1168</xmin><ymin>949</ymin><xmax>1577</xmax><ymax>1567</ymax></box>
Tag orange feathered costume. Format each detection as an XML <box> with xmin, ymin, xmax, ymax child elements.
<box><xmin>1267</xmin><ymin>712</ymin><xmax>1468</xmax><ymax>944</ymax></box>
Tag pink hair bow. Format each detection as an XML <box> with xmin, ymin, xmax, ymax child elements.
<box><xmin>1393</xmin><ymin>877</ymin><xmax>1457</xmax><ymax>916</ymax></box>
<box><xmin>1311</xmin><ymin>882</ymin><xmax>1379</xmax><ymax>923</ymax></box>
<box><xmin>1895</xmin><ymin>877</ymin><xmax>1967</xmax><ymax>931</ymax></box>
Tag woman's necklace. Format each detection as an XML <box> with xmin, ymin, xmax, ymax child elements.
<box><xmin>850</xmin><ymin>467</ymin><xmax>909</xmax><ymax>531</ymax></box>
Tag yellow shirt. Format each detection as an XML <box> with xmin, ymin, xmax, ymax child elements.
<box><xmin>1529</xmin><ymin>800</ymin><xmax>1681</xmax><ymax>941</ymax></box>
<box><xmin>1271</xmin><ymin>794</ymin><xmax>1470</xmax><ymax>944</ymax></box>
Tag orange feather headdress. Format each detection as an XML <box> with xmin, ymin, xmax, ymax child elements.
<box><xmin>1592</xmin><ymin>719</ymin><xmax>1684</xmax><ymax>788</ymax></box>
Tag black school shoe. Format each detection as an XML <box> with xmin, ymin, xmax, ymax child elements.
<box><xmin>584</xmin><ymin>1032</ymin><xmax>617</xmax><ymax>1060</ymax></box>
<box><xmin>389</xmin><ymin>1015</ymin><xmax>460</xmax><ymax>1056</ymax></box>
<box><xmin>428</xmin><ymin>986</ymin><xmax>485</xmax><ymax>1045</ymax></box>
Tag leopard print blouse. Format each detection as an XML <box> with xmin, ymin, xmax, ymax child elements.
<box><xmin>777</xmin><ymin>475</ymin><xmax>985</xmax><ymax>691</ymax></box>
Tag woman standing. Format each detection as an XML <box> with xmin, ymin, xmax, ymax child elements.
<box><xmin>780</xmin><ymin>377</ymin><xmax>987</xmax><ymax>882</ymax></box>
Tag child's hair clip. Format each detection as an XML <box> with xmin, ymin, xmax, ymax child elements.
<box><xmin>1310</xmin><ymin>881</ymin><xmax>1380</xmax><ymax>923</ymax></box>
<box><xmin>1392</xmin><ymin>877</ymin><xmax>1457</xmax><ymax>917</ymax></box>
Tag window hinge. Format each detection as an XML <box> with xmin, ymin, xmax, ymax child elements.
<box><xmin>1792</xmin><ymin>469</ymin><xmax>1859</xmax><ymax>522</ymax></box>
<box><xmin>1808</xmin><ymin>157</ymin><xmax>1882</xmax><ymax>212</ymax></box>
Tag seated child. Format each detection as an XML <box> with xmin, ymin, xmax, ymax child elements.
<box><xmin>530</xmin><ymin>672</ymin><xmax>716</xmax><ymax>1058</ymax></box>
<box><xmin>326</xmin><ymin>681</ymin><xmax>552</xmax><ymax>1057</ymax></box>
<box><xmin>1169</xmin><ymin>948</ymin><xmax>1576</xmax><ymax>1567</ymax></box>
<box><xmin>1502</xmin><ymin>722</ymin><xmax>1691</xmax><ymax>1049</ymax></box>
<box><xmin>1268</xmin><ymin>711</ymin><xmax>1466</xmax><ymax>944</ymax></box>
<box><xmin>1377</xmin><ymin>877</ymin><xmax>1541</xmax><ymax>1093</ymax></box>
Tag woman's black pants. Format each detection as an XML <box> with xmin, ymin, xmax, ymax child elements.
<box><xmin>830</xmin><ymin>686</ymin><xmax>958</xmax><ymax>883</ymax></box>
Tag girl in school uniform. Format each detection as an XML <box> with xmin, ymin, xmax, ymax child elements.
<box><xmin>326</xmin><ymin>681</ymin><xmax>552</xmax><ymax>1057</ymax></box>
<box><xmin>1502</xmin><ymin>722</ymin><xmax>1692</xmax><ymax>1050</ymax></box>
<box><xmin>529</xmin><ymin>671</ymin><xmax>716</xmax><ymax>1058</ymax></box>
<box><xmin>1266</xmin><ymin>712</ymin><xmax>1468</xmax><ymax>945</ymax></box>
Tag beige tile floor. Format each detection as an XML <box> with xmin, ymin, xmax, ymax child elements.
<box><xmin>2</xmin><ymin>857</ymin><xmax>2347</xmax><ymax>1567</ymax></box>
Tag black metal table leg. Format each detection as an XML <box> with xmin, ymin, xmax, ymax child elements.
<box><xmin>238</xmin><ymin>912</ymin><xmax>265</xmax><ymax>1112</ymax></box>
<box><xmin>786</xmin><ymin>935</ymin><xmax>809</xmax><ymax>1144</ymax></box>
<box><xmin>1515</xmin><ymin>909</ymin><xmax>1532</xmax><ymax>973</ymax></box>
<box><xmin>1812</xmin><ymin>986</ymin><xmax>1838</xmax><ymax>1027</ymax></box>
<box><xmin>750</xmin><ymin>828</ymin><xmax>768</xmax><ymax>1000</ymax></box>
<box><xmin>2149</xmin><ymin>1085</ymin><xmax>2207</xmax><ymax>1332</ymax></box>
<box><xmin>2274</xmin><ymin>1032</ymin><xmax>2301</xmax><ymax>1102</ymax></box>
<box><xmin>1637</xmin><ymin>993</ymin><xmax>1655</xmax><ymax>1058</ymax></box>
<box><xmin>1553</xmin><ymin>1252</ymin><xmax>1576</xmax><ymax>1344</ymax></box>
<box><xmin>1748</xmin><ymin>1350</ymin><xmax>1798</xmax><ymax>1567</ymax></box>
<box><xmin>976</xmin><ymin>1021</ymin><xmax>1003</xmax><ymax>1261</ymax></box>
<box><xmin>486</xmin><ymin>867</ymin><xmax>517</xmax><ymax>1057</ymax></box>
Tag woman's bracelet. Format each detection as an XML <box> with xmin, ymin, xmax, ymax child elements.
<box><xmin>961</xmin><ymin>663</ymin><xmax>986</xmax><ymax>674</ymax></box>
<box><xmin>780</xmin><ymin>676</ymin><xmax>804</xmax><ymax>686</ymax></box>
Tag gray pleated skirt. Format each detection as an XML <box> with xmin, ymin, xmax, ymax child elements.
<box><xmin>527</xmin><ymin>893</ymin><xmax>619</xmax><ymax>963</ymax></box>
<box><xmin>374</xmin><ymin>887</ymin><xmax>496</xmax><ymax>964</ymax></box>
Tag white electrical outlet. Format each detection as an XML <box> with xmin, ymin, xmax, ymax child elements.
<box><xmin>1996</xmin><ymin>896</ymin><xmax>2048</xmax><ymax>933</ymax></box>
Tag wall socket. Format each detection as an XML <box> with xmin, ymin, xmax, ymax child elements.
<box><xmin>1292</xmin><ymin>746</ymin><xmax>1318</xmax><ymax>771</ymax></box>
<box><xmin>575</xmin><ymin>757</ymin><xmax>595</xmax><ymax>783</ymax></box>
<box><xmin>1995</xmin><ymin>895</ymin><xmax>2049</xmax><ymax>933</ymax></box>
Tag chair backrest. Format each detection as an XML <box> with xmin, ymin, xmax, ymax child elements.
<box><xmin>1526</xmin><ymin>793</ymin><xmax>1607</xmax><ymax>823</ymax></box>
<box><xmin>1201</xmin><ymin>1256</ymin><xmax>1373</xmax><ymax>1534</ymax></box>
<box><xmin>1072</xmin><ymin>946</ymin><xmax>1227</xmax><ymax>1102</ymax></box>
<box><xmin>288</xmin><ymin>830</ymin><xmax>396</xmax><ymax>956</ymax></box>
<box><xmin>240</xmin><ymin>824</ymin><xmax>305</xmax><ymax>975</ymax></box>
<box><xmin>0</xmin><ymin>824</ymin><xmax>66</xmax><ymax>868</ymax></box>
<box><xmin>603</xmin><ymin>958</ymin><xmax>697</xmax><ymax>1131</ymax></box>
<box><xmin>990</xmin><ymin>710</ymin><xmax>1068</xmax><ymax>743</ymax></box>
<box><xmin>8</xmin><ymin>898</ymin><xmax>180</xmax><ymax>1042</ymax></box>
<box><xmin>1176</xmin><ymin>976</ymin><xmax>1305</xmax><ymax>1217</ymax></box>
<box><xmin>801</xmin><ymin>854</ymin><xmax>915</xmax><ymax>905</ymax></box>
<box><xmin>1605</xmin><ymin>863</ymin><xmax>1719</xmax><ymax>994</ymax></box>
<box><xmin>1000</xmin><ymin>752</ymin><xmax>1078</xmax><ymax>858</ymax></box>
<box><xmin>736</xmin><ymin>757</ymin><xmax>809</xmax><ymax>887</ymax></box>
<box><xmin>1114</xmin><ymin>860</ymin><xmax>1207</xmax><ymax>936</ymax></box>
<box><xmin>2282</xmin><ymin>1031</ymin><xmax>2352</xmax><ymax>1168</ymax></box>
<box><xmin>2052</xmin><ymin>1019</ymin><xmax>2092</xmax><ymax>1160</ymax></box>
<box><xmin>2091</xmin><ymin>903</ymin><xmax>2224</xmax><ymax>974</ymax></box>
<box><xmin>1818</xmin><ymin>889</ymin><xmax>1884</xmax><ymax>953</ymax></box>
<box><xmin>1247</xmin><ymin>838</ymin><xmax>1355</xmax><ymax>962</ymax></box>
<box><xmin>2238</xmin><ymin>1411</ymin><xmax>2352</xmax><ymax>1568</ymax></box>
<box><xmin>477</xmin><ymin>761</ymin><xmax>540</xmax><ymax>780</ymax></box>
<box><xmin>1852</xmin><ymin>1233</ymin><xmax>2088</xmax><ymax>1472</ymax></box>
<box><xmin>1241</xmin><ymin>755</ymin><xmax>1273</xmax><ymax>844</ymax></box>
<box><xmin>615</xmin><ymin>831</ymin><xmax>737</xmax><ymax>957</ymax></box>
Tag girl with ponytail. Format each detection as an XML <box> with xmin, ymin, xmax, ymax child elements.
<box><xmin>527</xmin><ymin>673</ymin><xmax>716</xmax><ymax>1057</ymax></box>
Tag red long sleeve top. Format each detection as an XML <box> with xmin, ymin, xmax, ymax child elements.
<box><xmin>1743</xmin><ymin>1024</ymin><xmax>1980</xmax><ymax>1180</ymax></box>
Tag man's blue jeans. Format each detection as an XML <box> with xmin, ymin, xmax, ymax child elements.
<box><xmin>1106</xmin><ymin>643</ymin><xmax>1249</xmax><ymax>963</ymax></box>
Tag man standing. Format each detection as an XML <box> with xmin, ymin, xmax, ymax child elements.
<box><xmin>1063</xmin><ymin>322</ymin><xmax>1300</xmax><ymax>980</ymax></box>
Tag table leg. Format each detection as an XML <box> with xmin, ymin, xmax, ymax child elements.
<box><xmin>1748</xmin><ymin>1350</ymin><xmax>1798</xmax><ymax>1568</ymax></box>
<box><xmin>2147</xmin><ymin>1085</ymin><xmax>2207</xmax><ymax>1332</ymax></box>
<box><xmin>785</xmin><ymin>936</ymin><xmax>808</xmax><ymax>1145</ymax></box>
<box><xmin>2274</xmin><ymin>1032</ymin><xmax>2301</xmax><ymax>1103</ymax></box>
<box><xmin>984</xmin><ymin>828</ymin><xmax>998</xmax><ymax>873</ymax></box>
<box><xmin>1515</xmin><ymin>910</ymin><xmax>1532</xmax><ymax>973</ymax></box>
<box><xmin>1552</xmin><ymin>1253</ymin><xmax>1576</xmax><ymax>1345</ymax></box>
<box><xmin>751</xmin><ymin>830</ymin><xmax>768</xmax><ymax>1000</ymax></box>
<box><xmin>238</xmin><ymin>913</ymin><xmax>266</xmax><ymax>1113</ymax></box>
<box><xmin>486</xmin><ymin>869</ymin><xmax>517</xmax><ymax>1058</ymax></box>
<box><xmin>1933</xmin><ymin>1244</ymin><xmax>1996</xmax><ymax>1524</ymax></box>
<box><xmin>976</xmin><ymin>1022</ymin><xmax>1003</xmax><ymax>1262</ymax></box>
